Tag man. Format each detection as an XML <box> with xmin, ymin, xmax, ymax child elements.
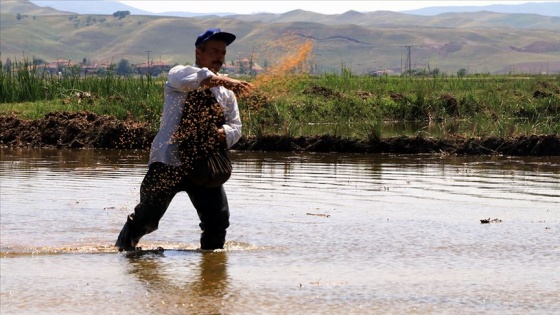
<box><xmin>115</xmin><ymin>28</ymin><xmax>253</xmax><ymax>251</ymax></box>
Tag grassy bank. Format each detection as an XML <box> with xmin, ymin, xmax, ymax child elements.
<box><xmin>1</xmin><ymin>61</ymin><xmax>559</xmax><ymax>140</ymax></box>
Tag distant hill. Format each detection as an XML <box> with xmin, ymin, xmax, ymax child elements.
<box><xmin>231</xmin><ymin>9</ymin><xmax>560</xmax><ymax>29</ymax></box>
<box><xmin>404</xmin><ymin>2</ymin><xmax>560</xmax><ymax>16</ymax></box>
<box><xmin>27</xmin><ymin>0</ymin><xmax>236</xmax><ymax>17</ymax></box>
<box><xmin>27</xmin><ymin>0</ymin><xmax>560</xmax><ymax>17</ymax></box>
<box><xmin>26</xmin><ymin>0</ymin><xmax>152</xmax><ymax>15</ymax></box>
<box><xmin>2</xmin><ymin>0</ymin><xmax>559</xmax><ymax>75</ymax></box>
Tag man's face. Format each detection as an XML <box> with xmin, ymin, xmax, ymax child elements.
<box><xmin>196</xmin><ymin>40</ymin><xmax>227</xmax><ymax>73</ymax></box>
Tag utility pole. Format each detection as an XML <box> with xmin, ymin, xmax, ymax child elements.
<box><xmin>404</xmin><ymin>45</ymin><xmax>413</xmax><ymax>75</ymax></box>
<box><xmin>146</xmin><ymin>50</ymin><xmax>151</xmax><ymax>74</ymax></box>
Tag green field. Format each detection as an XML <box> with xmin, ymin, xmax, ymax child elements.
<box><xmin>1</xmin><ymin>61</ymin><xmax>559</xmax><ymax>140</ymax></box>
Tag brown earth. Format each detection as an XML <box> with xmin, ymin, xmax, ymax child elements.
<box><xmin>1</xmin><ymin>111</ymin><xmax>559</xmax><ymax>156</ymax></box>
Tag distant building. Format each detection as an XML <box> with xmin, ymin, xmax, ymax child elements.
<box><xmin>81</xmin><ymin>61</ymin><xmax>111</xmax><ymax>75</ymax></box>
<box><xmin>135</xmin><ymin>61</ymin><xmax>172</xmax><ymax>75</ymax></box>
<box><xmin>38</xmin><ymin>58</ymin><xmax>264</xmax><ymax>76</ymax></box>
<box><xmin>43</xmin><ymin>59</ymin><xmax>74</xmax><ymax>75</ymax></box>
<box><xmin>41</xmin><ymin>59</ymin><xmax>113</xmax><ymax>76</ymax></box>
<box><xmin>371</xmin><ymin>69</ymin><xmax>397</xmax><ymax>76</ymax></box>
<box><xmin>223</xmin><ymin>58</ymin><xmax>264</xmax><ymax>75</ymax></box>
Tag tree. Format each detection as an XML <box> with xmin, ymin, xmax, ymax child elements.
<box><xmin>238</xmin><ymin>60</ymin><xmax>247</xmax><ymax>75</ymax></box>
<box><xmin>116</xmin><ymin>59</ymin><xmax>133</xmax><ymax>76</ymax></box>
<box><xmin>3</xmin><ymin>58</ymin><xmax>12</xmax><ymax>73</ymax></box>
<box><xmin>32</xmin><ymin>57</ymin><xmax>46</xmax><ymax>66</ymax></box>
<box><xmin>457</xmin><ymin>68</ymin><xmax>467</xmax><ymax>77</ymax></box>
<box><xmin>113</xmin><ymin>11</ymin><xmax>130</xmax><ymax>19</ymax></box>
<box><xmin>430</xmin><ymin>68</ymin><xmax>440</xmax><ymax>76</ymax></box>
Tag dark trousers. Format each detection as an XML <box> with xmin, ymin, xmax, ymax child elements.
<box><xmin>115</xmin><ymin>162</ymin><xmax>230</xmax><ymax>250</ymax></box>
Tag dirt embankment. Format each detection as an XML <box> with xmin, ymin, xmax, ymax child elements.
<box><xmin>0</xmin><ymin>111</ymin><xmax>152</xmax><ymax>149</ymax></box>
<box><xmin>1</xmin><ymin>111</ymin><xmax>559</xmax><ymax>156</ymax></box>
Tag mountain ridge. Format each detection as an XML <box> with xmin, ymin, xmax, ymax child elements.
<box><xmin>2</xmin><ymin>0</ymin><xmax>559</xmax><ymax>75</ymax></box>
<box><xmin>26</xmin><ymin>0</ymin><xmax>560</xmax><ymax>17</ymax></box>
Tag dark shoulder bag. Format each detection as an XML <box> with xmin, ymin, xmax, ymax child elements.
<box><xmin>174</xmin><ymin>89</ymin><xmax>232</xmax><ymax>187</ymax></box>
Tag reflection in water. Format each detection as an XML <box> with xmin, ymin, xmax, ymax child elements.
<box><xmin>126</xmin><ymin>251</ymin><xmax>230</xmax><ymax>313</ymax></box>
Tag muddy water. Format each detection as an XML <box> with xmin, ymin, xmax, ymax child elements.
<box><xmin>1</xmin><ymin>148</ymin><xmax>559</xmax><ymax>314</ymax></box>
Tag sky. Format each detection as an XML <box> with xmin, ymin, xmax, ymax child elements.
<box><xmin>119</xmin><ymin>1</ymin><xmax>534</xmax><ymax>15</ymax></box>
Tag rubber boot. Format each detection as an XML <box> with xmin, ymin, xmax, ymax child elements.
<box><xmin>115</xmin><ymin>214</ymin><xmax>142</xmax><ymax>251</ymax></box>
<box><xmin>200</xmin><ymin>229</ymin><xmax>226</xmax><ymax>250</ymax></box>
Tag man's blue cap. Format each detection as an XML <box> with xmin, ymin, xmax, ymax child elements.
<box><xmin>195</xmin><ymin>28</ymin><xmax>236</xmax><ymax>47</ymax></box>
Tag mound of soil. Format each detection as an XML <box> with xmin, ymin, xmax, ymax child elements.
<box><xmin>1</xmin><ymin>111</ymin><xmax>559</xmax><ymax>156</ymax></box>
<box><xmin>0</xmin><ymin>111</ymin><xmax>152</xmax><ymax>149</ymax></box>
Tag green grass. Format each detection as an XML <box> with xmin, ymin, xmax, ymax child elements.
<box><xmin>2</xmin><ymin>61</ymin><xmax>559</xmax><ymax>139</ymax></box>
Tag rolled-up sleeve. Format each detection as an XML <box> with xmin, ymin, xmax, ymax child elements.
<box><xmin>167</xmin><ymin>65</ymin><xmax>215</xmax><ymax>92</ymax></box>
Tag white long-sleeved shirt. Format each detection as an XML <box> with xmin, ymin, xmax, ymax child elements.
<box><xmin>148</xmin><ymin>65</ymin><xmax>242</xmax><ymax>166</ymax></box>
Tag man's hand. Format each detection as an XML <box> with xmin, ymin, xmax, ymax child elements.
<box><xmin>229</xmin><ymin>79</ymin><xmax>253</xmax><ymax>97</ymax></box>
<box><xmin>202</xmin><ymin>76</ymin><xmax>253</xmax><ymax>97</ymax></box>
<box><xmin>216</xmin><ymin>128</ymin><xmax>227</xmax><ymax>144</ymax></box>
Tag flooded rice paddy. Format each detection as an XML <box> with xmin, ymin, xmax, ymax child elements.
<box><xmin>1</xmin><ymin>148</ymin><xmax>559</xmax><ymax>314</ymax></box>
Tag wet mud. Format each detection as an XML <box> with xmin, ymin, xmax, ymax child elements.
<box><xmin>1</xmin><ymin>111</ymin><xmax>559</xmax><ymax>156</ymax></box>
